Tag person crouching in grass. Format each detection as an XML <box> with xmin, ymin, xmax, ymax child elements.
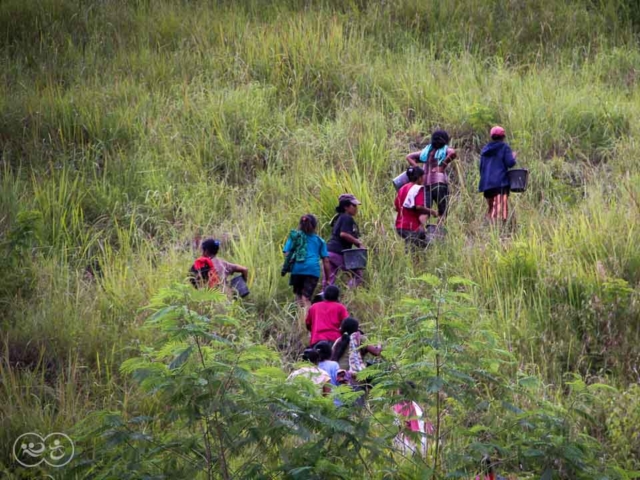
<box><xmin>190</xmin><ymin>238</ymin><xmax>248</xmax><ymax>295</ymax></box>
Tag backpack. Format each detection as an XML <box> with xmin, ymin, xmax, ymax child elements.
<box><xmin>190</xmin><ymin>256</ymin><xmax>221</xmax><ymax>289</ymax></box>
<box><xmin>281</xmin><ymin>230</ymin><xmax>308</xmax><ymax>276</ymax></box>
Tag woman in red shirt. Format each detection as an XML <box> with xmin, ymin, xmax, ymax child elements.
<box><xmin>394</xmin><ymin>167</ymin><xmax>438</xmax><ymax>248</ymax></box>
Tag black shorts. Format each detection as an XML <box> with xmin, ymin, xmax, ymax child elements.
<box><xmin>289</xmin><ymin>274</ymin><xmax>319</xmax><ymax>300</ymax></box>
<box><xmin>483</xmin><ymin>187</ymin><xmax>510</xmax><ymax>199</ymax></box>
<box><xmin>425</xmin><ymin>183</ymin><xmax>449</xmax><ymax>217</ymax></box>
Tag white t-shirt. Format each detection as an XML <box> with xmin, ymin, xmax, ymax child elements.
<box><xmin>287</xmin><ymin>366</ymin><xmax>331</xmax><ymax>386</ymax></box>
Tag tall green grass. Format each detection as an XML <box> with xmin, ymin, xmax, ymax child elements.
<box><xmin>1</xmin><ymin>0</ymin><xmax>640</xmax><ymax>474</ymax></box>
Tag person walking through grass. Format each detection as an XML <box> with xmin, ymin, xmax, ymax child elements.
<box><xmin>282</xmin><ymin>214</ymin><xmax>331</xmax><ymax>310</ymax></box>
<box><xmin>406</xmin><ymin>130</ymin><xmax>457</xmax><ymax>223</ymax></box>
<box><xmin>315</xmin><ymin>341</ymin><xmax>342</xmax><ymax>387</ymax></box>
<box><xmin>305</xmin><ymin>285</ymin><xmax>349</xmax><ymax>347</ymax></box>
<box><xmin>479</xmin><ymin>126</ymin><xmax>517</xmax><ymax>224</ymax></box>
<box><xmin>331</xmin><ymin>317</ymin><xmax>382</xmax><ymax>373</ymax></box>
<box><xmin>326</xmin><ymin>193</ymin><xmax>365</xmax><ymax>289</ymax></box>
<box><xmin>189</xmin><ymin>238</ymin><xmax>248</xmax><ymax>294</ymax></box>
<box><xmin>394</xmin><ymin>166</ymin><xmax>438</xmax><ymax>248</ymax></box>
<box><xmin>392</xmin><ymin>381</ymin><xmax>434</xmax><ymax>459</ymax></box>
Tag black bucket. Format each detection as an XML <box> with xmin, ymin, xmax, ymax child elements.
<box><xmin>392</xmin><ymin>171</ymin><xmax>410</xmax><ymax>191</ymax></box>
<box><xmin>425</xmin><ymin>224</ymin><xmax>446</xmax><ymax>238</ymax></box>
<box><xmin>508</xmin><ymin>169</ymin><xmax>529</xmax><ymax>193</ymax></box>
<box><xmin>424</xmin><ymin>224</ymin><xmax>447</xmax><ymax>245</ymax></box>
<box><xmin>342</xmin><ymin>248</ymin><xmax>368</xmax><ymax>270</ymax></box>
<box><xmin>230</xmin><ymin>275</ymin><xmax>250</xmax><ymax>298</ymax></box>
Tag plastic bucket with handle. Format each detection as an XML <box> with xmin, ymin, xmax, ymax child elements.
<box><xmin>424</xmin><ymin>224</ymin><xmax>447</xmax><ymax>244</ymax></box>
<box><xmin>230</xmin><ymin>275</ymin><xmax>250</xmax><ymax>298</ymax></box>
<box><xmin>392</xmin><ymin>172</ymin><xmax>410</xmax><ymax>191</ymax></box>
<box><xmin>342</xmin><ymin>248</ymin><xmax>368</xmax><ymax>270</ymax></box>
<box><xmin>508</xmin><ymin>169</ymin><xmax>529</xmax><ymax>193</ymax></box>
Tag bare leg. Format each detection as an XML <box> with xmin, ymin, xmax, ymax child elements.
<box><xmin>295</xmin><ymin>294</ymin><xmax>311</xmax><ymax>310</ymax></box>
<box><xmin>485</xmin><ymin>197</ymin><xmax>494</xmax><ymax>221</ymax></box>
<box><xmin>346</xmin><ymin>269</ymin><xmax>364</xmax><ymax>289</ymax></box>
<box><xmin>501</xmin><ymin>194</ymin><xmax>509</xmax><ymax>223</ymax></box>
<box><xmin>493</xmin><ymin>194</ymin><xmax>502</xmax><ymax>221</ymax></box>
<box><xmin>296</xmin><ymin>295</ymin><xmax>310</xmax><ymax>331</ymax></box>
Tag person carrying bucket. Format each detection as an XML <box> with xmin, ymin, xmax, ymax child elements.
<box><xmin>282</xmin><ymin>214</ymin><xmax>331</xmax><ymax>310</ymax></box>
<box><xmin>406</xmin><ymin>130</ymin><xmax>457</xmax><ymax>223</ymax></box>
<box><xmin>394</xmin><ymin>166</ymin><xmax>438</xmax><ymax>248</ymax></box>
<box><xmin>478</xmin><ymin>126</ymin><xmax>517</xmax><ymax>224</ymax></box>
<box><xmin>325</xmin><ymin>193</ymin><xmax>365</xmax><ymax>289</ymax></box>
<box><xmin>189</xmin><ymin>238</ymin><xmax>249</xmax><ymax>295</ymax></box>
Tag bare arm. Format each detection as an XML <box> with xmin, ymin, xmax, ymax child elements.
<box><xmin>233</xmin><ymin>264</ymin><xmax>248</xmax><ymax>281</ymax></box>
<box><xmin>406</xmin><ymin>151</ymin><xmax>421</xmax><ymax>167</ymax></box>
<box><xmin>340</xmin><ymin>232</ymin><xmax>364</xmax><ymax>248</ymax></box>
<box><xmin>322</xmin><ymin>257</ymin><xmax>331</xmax><ymax>285</ymax></box>
<box><xmin>305</xmin><ymin>309</ymin><xmax>312</xmax><ymax>331</ymax></box>
<box><xmin>440</xmin><ymin>148</ymin><xmax>457</xmax><ymax>169</ymax></box>
<box><xmin>414</xmin><ymin>205</ymin><xmax>438</xmax><ymax>216</ymax></box>
<box><xmin>366</xmin><ymin>344</ymin><xmax>382</xmax><ymax>356</ymax></box>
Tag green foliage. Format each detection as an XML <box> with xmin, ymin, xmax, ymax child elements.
<box><xmin>0</xmin><ymin>209</ymin><xmax>43</xmax><ymax>312</ymax></box>
<box><xmin>71</xmin><ymin>276</ymin><xmax>634</xmax><ymax>479</ymax></box>
<box><xmin>74</xmin><ymin>284</ymin><xmax>397</xmax><ymax>479</ymax></box>
<box><xmin>1</xmin><ymin>0</ymin><xmax>640</xmax><ymax>477</ymax></box>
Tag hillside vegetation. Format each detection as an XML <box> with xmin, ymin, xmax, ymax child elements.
<box><xmin>1</xmin><ymin>0</ymin><xmax>640</xmax><ymax>478</ymax></box>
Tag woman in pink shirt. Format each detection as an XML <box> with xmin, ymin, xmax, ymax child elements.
<box><xmin>406</xmin><ymin>130</ymin><xmax>457</xmax><ymax>223</ymax></box>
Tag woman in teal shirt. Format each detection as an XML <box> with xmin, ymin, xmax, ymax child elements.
<box><xmin>283</xmin><ymin>214</ymin><xmax>331</xmax><ymax>309</ymax></box>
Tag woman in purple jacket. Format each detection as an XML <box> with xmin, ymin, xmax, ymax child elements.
<box><xmin>479</xmin><ymin>126</ymin><xmax>517</xmax><ymax>223</ymax></box>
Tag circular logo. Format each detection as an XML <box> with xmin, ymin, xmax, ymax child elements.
<box><xmin>12</xmin><ymin>432</ymin><xmax>75</xmax><ymax>468</ymax></box>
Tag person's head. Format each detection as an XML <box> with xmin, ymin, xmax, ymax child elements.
<box><xmin>490</xmin><ymin>125</ymin><xmax>506</xmax><ymax>142</ymax></box>
<box><xmin>340</xmin><ymin>316</ymin><xmax>359</xmax><ymax>335</ymax></box>
<box><xmin>201</xmin><ymin>238</ymin><xmax>221</xmax><ymax>257</ymax></box>
<box><xmin>431</xmin><ymin>130</ymin><xmax>450</xmax><ymax>149</ymax></box>
<box><xmin>299</xmin><ymin>214</ymin><xmax>318</xmax><ymax>234</ymax></box>
<box><xmin>331</xmin><ymin>317</ymin><xmax>360</xmax><ymax>362</ymax></box>
<box><xmin>336</xmin><ymin>193</ymin><xmax>361</xmax><ymax>217</ymax></box>
<box><xmin>302</xmin><ymin>348</ymin><xmax>320</xmax><ymax>365</ymax></box>
<box><xmin>336</xmin><ymin>369</ymin><xmax>348</xmax><ymax>384</ymax></box>
<box><xmin>314</xmin><ymin>341</ymin><xmax>333</xmax><ymax>362</ymax></box>
<box><xmin>406</xmin><ymin>166</ymin><xmax>425</xmax><ymax>185</ymax></box>
<box><xmin>323</xmin><ymin>285</ymin><xmax>340</xmax><ymax>302</ymax></box>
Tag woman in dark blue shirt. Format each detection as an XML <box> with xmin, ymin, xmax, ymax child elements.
<box><xmin>479</xmin><ymin>126</ymin><xmax>517</xmax><ymax>223</ymax></box>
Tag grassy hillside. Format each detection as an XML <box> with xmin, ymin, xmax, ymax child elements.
<box><xmin>1</xmin><ymin>0</ymin><xmax>640</xmax><ymax>477</ymax></box>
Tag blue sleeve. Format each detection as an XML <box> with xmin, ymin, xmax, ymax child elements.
<box><xmin>319</xmin><ymin>238</ymin><xmax>329</xmax><ymax>258</ymax></box>
<box><xmin>504</xmin><ymin>146</ymin><xmax>516</xmax><ymax>169</ymax></box>
<box><xmin>283</xmin><ymin>238</ymin><xmax>292</xmax><ymax>254</ymax></box>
